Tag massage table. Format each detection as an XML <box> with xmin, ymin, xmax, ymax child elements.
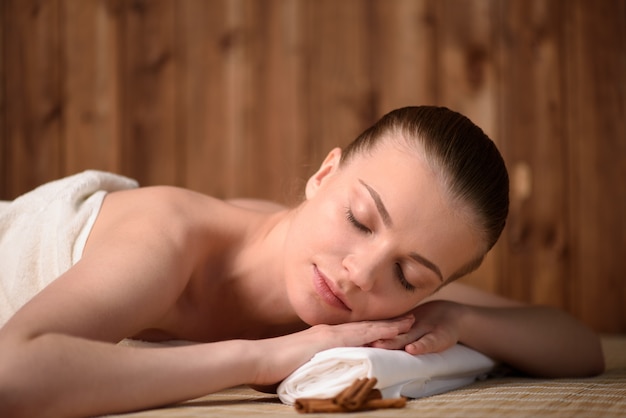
<box><xmin>109</xmin><ymin>334</ymin><xmax>626</xmax><ymax>418</ymax></box>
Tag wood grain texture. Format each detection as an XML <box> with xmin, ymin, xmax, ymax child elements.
<box><xmin>0</xmin><ymin>0</ymin><xmax>5</xmax><ymax>193</ymax></box>
<box><xmin>497</xmin><ymin>0</ymin><xmax>568</xmax><ymax>308</ymax></box>
<box><xmin>563</xmin><ymin>0</ymin><xmax>626</xmax><ymax>332</ymax></box>
<box><xmin>63</xmin><ymin>0</ymin><xmax>123</xmax><ymax>175</ymax></box>
<box><xmin>176</xmin><ymin>0</ymin><xmax>230</xmax><ymax>196</ymax></box>
<box><xmin>3</xmin><ymin>0</ymin><xmax>63</xmax><ymax>198</ymax></box>
<box><xmin>120</xmin><ymin>0</ymin><xmax>179</xmax><ymax>186</ymax></box>
<box><xmin>304</xmin><ymin>0</ymin><xmax>374</xmax><ymax>162</ymax></box>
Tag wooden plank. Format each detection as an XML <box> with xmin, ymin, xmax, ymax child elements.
<box><xmin>197</xmin><ymin>0</ymin><xmax>308</xmax><ymax>202</ymax></box>
<box><xmin>176</xmin><ymin>0</ymin><xmax>229</xmax><ymax>197</ymax></box>
<box><xmin>222</xmin><ymin>0</ymin><xmax>265</xmax><ymax>200</ymax></box>
<box><xmin>435</xmin><ymin>0</ymin><xmax>499</xmax><ymax>134</ymax></box>
<box><xmin>241</xmin><ymin>0</ymin><xmax>308</xmax><ymax>203</ymax></box>
<box><xmin>304</xmin><ymin>0</ymin><xmax>374</xmax><ymax>167</ymax></box>
<box><xmin>497</xmin><ymin>0</ymin><xmax>568</xmax><ymax>309</ymax></box>
<box><xmin>2</xmin><ymin>0</ymin><xmax>63</xmax><ymax>199</ymax></box>
<box><xmin>370</xmin><ymin>0</ymin><xmax>438</xmax><ymax>111</ymax></box>
<box><xmin>564</xmin><ymin>0</ymin><xmax>626</xmax><ymax>332</ymax></box>
<box><xmin>62</xmin><ymin>0</ymin><xmax>122</xmax><ymax>175</ymax></box>
<box><xmin>434</xmin><ymin>0</ymin><xmax>501</xmax><ymax>294</ymax></box>
<box><xmin>119</xmin><ymin>0</ymin><xmax>178</xmax><ymax>187</ymax></box>
<box><xmin>220</xmin><ymin>0</ymin><xmax>252</xmax><ymax>198</ymax></box>
<box><xmin>0</xmin><ymin>0</ymin><xmax>5</xmax><ymax>199</ymax></box>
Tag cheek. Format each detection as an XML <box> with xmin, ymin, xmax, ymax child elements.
<box><xmin>300</xmin><ymin>201</ymin><xmax>352</xmax><ymax>249</ymax></box>
<box><xmin>282</xmin><ymin>204</ymin><xmax>343</xmax><ymax>279</ymax></box>
<box><xmin>356</xmin><ymin>289</ymin><xmax>426</xmax><ymax>321</ymax></box>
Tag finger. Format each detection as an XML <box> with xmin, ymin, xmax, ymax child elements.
<box><xmin>404</xmin><ymin>332</ymin><xmax>451</xmax><ymax>355</ymax></box>
<box><xmin>370</xmin><ymin>323</ymin><xmax>429</xmax><ymax>350</ymax></box>
<box><xmin>369</xmin><ymin>337</ymin><xmax>405</xmax><ymax>350</ymax></box>
<box><xmin>332</xmin><ymin>315</ymin><xmax>415</xmax><ymax>347</ymax></box>
<box><xmin>369</xmin><ymin>315</ymin><xmax>415</xmax><ymax>339</ymax></box>
<box><xmin>394</xmin><ymin>313</ymin><xmax>416</xmax><ymax>333</ymax></box>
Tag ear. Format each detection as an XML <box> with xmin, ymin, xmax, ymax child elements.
<box><xmin>305</xmin><ymin>147</ymin><xmax>342</xmax><ymax>199</ymax></box>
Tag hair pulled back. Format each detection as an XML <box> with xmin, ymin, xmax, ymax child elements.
<box><xmin>341</xmin><ymin>106</ymin><xmax>509</xmax><ymax>254</ymax></box>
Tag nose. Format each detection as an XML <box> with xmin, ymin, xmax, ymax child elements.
<box><xmin>342</xmin><ymin>252</ymin><xmax>381</xmax><ymax>292</ymax></box>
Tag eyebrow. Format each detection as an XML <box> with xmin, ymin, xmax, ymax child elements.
<box><xmin>358</xmin><ymin>178</ymin><xmax>444</xmax><ymax>283</ymax></box>
<box><xmin>359</xmin><ymin>179</ymin><xmax>393</xmax><ymax>228</ymax></box>
<box><xmin>409</xmin><ymin>252</ymin><xmax>444</xmax><ymax>283</ymax></box>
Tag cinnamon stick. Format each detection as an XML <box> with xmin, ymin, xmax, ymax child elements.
<box><xmin>295</xmin><ymin>398</ymin><xmax>344</xmax><ymax>413</ymax></box>
<box><xmin>295</xmin><ymin>396</ymin><xmax>406</xmax><ymax>413</ymax></box>
<box><xmin>363</xmin><ymin>397</ymin><xmax>407</xmax><ymax>409</ymax></box>
<box><xmin>294</xmin><ymin>376</ymin><xmax>406</xmax><ymax>414</ymax></box>
<box><xmin>335</xmin><ymin>377</ymin><xmax>378</xmax><ymax>410</ymax></box>
<box><xmin>333</xmin><ymin>378</ymin><xmax>366</xmax><ymax>406</ymax></box>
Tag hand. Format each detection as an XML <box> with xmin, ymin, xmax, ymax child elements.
<box><xmin>370</xmin><ymin>300</ymin><xmax>466</xmax><ymax>355</ymax></box>
<box><xmin>250</xmin><ymin>315</ymin><xmax>415</xmax><ymax>386</ymax></box>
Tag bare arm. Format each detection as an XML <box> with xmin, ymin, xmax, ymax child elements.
<box><xmin>372</xmin><ymin>282</ymin><xmax>604</xmax><ymax>378</ymax></box>
<box><xmin>0</xmin><ymin>316</ymin><xmax>413</xmax><ymax>417</ymax></box>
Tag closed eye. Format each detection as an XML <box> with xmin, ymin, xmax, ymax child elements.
<box><xmin>395</xmin><ymin>263</ymin><xmax>415</xmax><ymax>292</ymax></box>
<box><xmin>345</xmin><ymin>208</ymin><xmax>371</xmax><ymax>234</ymax></box>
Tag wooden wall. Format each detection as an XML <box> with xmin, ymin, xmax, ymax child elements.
<box><xmin>1</xmin><ymin>0</ymin><xmax>625</xmax><ymax>332</ymax></box>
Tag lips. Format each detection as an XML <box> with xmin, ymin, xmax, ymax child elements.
<box><xmin>313</xmin><ymin>265</ymin><xmax>351</xmax><ymax>311</ymax></box>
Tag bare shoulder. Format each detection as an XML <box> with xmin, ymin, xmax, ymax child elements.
<box><xmin>3</xmin><ymin>187</ymin><xmax>228</xmax><ymax>342</ymax></box>
<box><xmin>96</xmin><ymin>186</ymin><xmax>218</xmax><ymax>225</ymax></box>
<box><xmin>227</xmin><ymin>197</ymin><xmax>287</xmax><ymax>213</ymax></box>
<box><xmin>1</xmin><ymin>186</ymin><xmax>266</xmax><ymax>343</ymax></box>
<box><xmin>89</xmin><ymin>186</ymin><xmax>224</xmax><ymax>249</ymax></box>
<box><xmin>422</xmin><ymin>281</ymin><xmax>525</xmax><ymax>308</ymax></box>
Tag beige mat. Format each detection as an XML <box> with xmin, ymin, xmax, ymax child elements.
<box><xmin>110</xmin><ymin>335</ymin><xmax>626</xmax><ymax>418</ymax></box>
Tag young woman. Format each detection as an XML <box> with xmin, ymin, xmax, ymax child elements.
<box><xmin>0</xmin><ymin>106</ymin><xmax>603</xmax><ymax>417</ymax></box>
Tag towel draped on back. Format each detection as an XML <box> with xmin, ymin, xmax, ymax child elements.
<box><xmin>0</xmin><ymin>170</ymin><xmax>138</xmax><ymax>327</ymax></box>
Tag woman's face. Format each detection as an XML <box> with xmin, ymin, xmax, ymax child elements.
<box><xmin>283</xmin><ymin>139</ymin><xmax>483</xmax><ymax>326</ymax></box>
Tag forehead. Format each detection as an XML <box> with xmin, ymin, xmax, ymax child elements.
<box><xmin>339</xmin><ymin>142</ymin><xmax>482</xmax><ymax>279</ymax></box>
<box><xmin>342</xmin><ymin>138</ymin><xmax>433</xmax><ymax>192</ymax></box>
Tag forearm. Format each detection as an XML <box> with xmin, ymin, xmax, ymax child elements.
<box><xmin>0</xmin><ymin>316</ymin><xmax>416</xmax><ymax>417</ymax></box>
<box><xmin>458</xmin><ymin>304</ymin><xmax>604</xmax><ymax>378</ymax></box>
<box><xmin>0</xmin><ymin>334</ymin><xmax>257</xmax><ymax>418</ymax></box>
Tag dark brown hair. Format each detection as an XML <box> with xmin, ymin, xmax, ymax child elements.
<box><xmin>341</xmin><ymin>106</ymin><xmax>509</xmax><ymax>270</ymax></box>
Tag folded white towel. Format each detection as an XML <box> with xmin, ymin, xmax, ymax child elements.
<box><xmin>0</xmin><ymin>170</ymin><xmax>138</xmax><ymax>327</ymax></box>
<box><xmin>277</xmin><ymin>344</ymin><xmax>496</xmax><ymax>405</ymax></box>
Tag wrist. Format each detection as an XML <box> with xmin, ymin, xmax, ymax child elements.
<box><xmin>454</xmin><ymin>302</ymin><xmax>475</xmax><ymax>345</ymax></box>
<box><xmin>236</xmin><ymin>339</ymin><xmax>266</xmax><ymax>385</ymax></box>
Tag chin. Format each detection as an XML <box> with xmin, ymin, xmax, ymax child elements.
<box><xmin>288</xmin><ymin>280</ymin><xmax>350</xmax><ymax>326</ymax></box>
<box><xmin>295</xmin><ymin>304</ymin><xmax>348</xmax><ymax>327</ymax></box>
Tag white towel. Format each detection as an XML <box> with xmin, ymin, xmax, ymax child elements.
<box><xmin>0</xmin><ymin>170</ymin><xmax>138</xmax><ymax>327</ymax></box>
<box><xmin>277</xmin><ymin>344</ymin><xmax>496</xmax><ymax>405</ymax></box>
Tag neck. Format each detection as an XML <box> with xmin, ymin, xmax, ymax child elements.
<box><xmin>229</xmin><ymin>207</ymin><xmax>305</xmax><ymax>329</ymax></box>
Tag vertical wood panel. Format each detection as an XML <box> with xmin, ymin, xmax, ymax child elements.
<box><xmin>62</xmin><ymin>0</ymin><xmax>122</xmax><ymax>175</ymax></box>
<box><xmin>2</xmin><ymin>0</ymin><xmax>63</xmax><ymax>199</ymax></box>
<box><xmin>120</xmin><ymin>0</ymin><xmax>178</xmax><ymax>186</ymax></box>
<box><xmin>229</xmin><ymin>0</ymin><xmax>278</xmax><ymax>200</ymax></box>
<box><xmin>435</xmin><ymin>0</ymin><xmax>501</xmax><ymax>295</ymax></box>
<box><xmin>564</xmin><ymin>0</ymin><xmax>626</xmax><ymax>331</ymax></box>
<box><xmin>0</xmin><ymin>0</ymin><xmax>5</xmax><ymax>198</ymax></box>
<box><xmin>436</xmin><ymin>0</ymin><xmax>499</xmax><ymax>135</ymax></box>
<box><xmin>370</xmin><ymin>0</ymin><xmax>438</xmax><ymax>111</ymax></box>
<box><xmin>245</xmin><ymin>0</ymin><xmax>307</xmax><ymax>204</ymax></box>
<box><xmin>498</xmin><ymin>0</ymin><xmax>568</xmax><ymax>308</ymax></box>
<box><xmin>177</xmin><ymin>0</ymin><xmax>229</xmax><ymax>196</ymax></box>
<box><xmin>305</xmin><ymin>0</ymin><xmax>374</xmax><ymax>164</ymax></box>
<box><xmin>221</xmin><ymin>0</ymin><xmax>254</xmax><ymax>198</ymax></box>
